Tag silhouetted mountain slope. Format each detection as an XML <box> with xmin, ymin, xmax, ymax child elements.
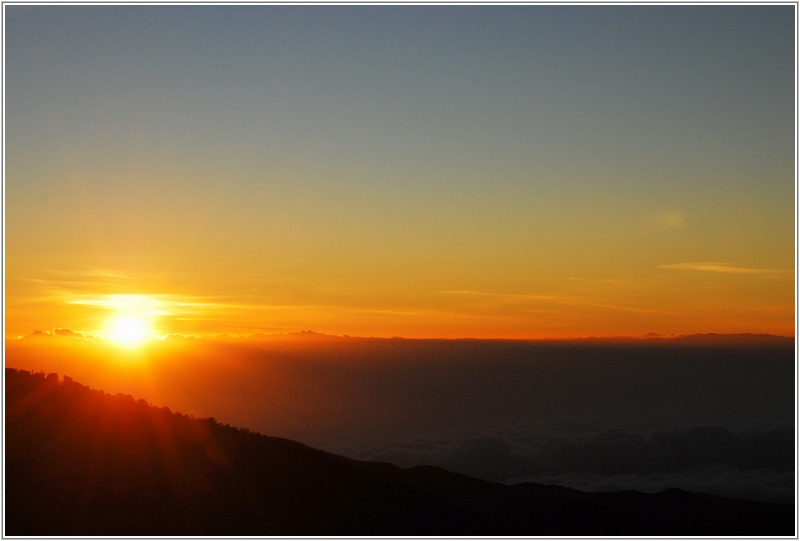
<box><xmin>5</xmin><ymin>368</ymin><xmax>794</xmax><ymax>535</ymax></box>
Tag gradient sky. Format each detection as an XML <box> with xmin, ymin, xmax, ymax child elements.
<box><xmin>5</xmin><ymin>5</ymin><xmax>795</xmax><ymax>339</ymax></box>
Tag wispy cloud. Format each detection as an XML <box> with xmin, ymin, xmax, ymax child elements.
<box><xmin>653</xmin><ymin>210</ymin><xmax>685</xmax><ymax>229</ymax></box>
<box><xmin>438</xmin><ymin>290</ymin><xmax>669</xmax><ymax>315</ymax></box>
<box><xmin>563</xmin><ymin>277</ymin><xmax>626</xmax><ymax>284</ymax></box>
<box><xmin>67</xmin><ymin>294</ymin><xmax>258</xmax><ymax>315</ymax></box>
<box><xmin>438</xmin><ymin>290</ymin><xmax>562</xmax><ymax>301</ymax></box>
<box><xmin>659</xmin><ymin>262</ymin><xmax>791</xmax><ymax>275</ymax></box>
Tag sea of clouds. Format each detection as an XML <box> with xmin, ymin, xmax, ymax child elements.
<box><xmin>324</xmin><ymin>423</ymin><xmax>793</xmax><ymax>503</ymax></box>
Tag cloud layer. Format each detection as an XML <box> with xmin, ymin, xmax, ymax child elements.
<box><xmin>330</xmin><ymin>425</ymin><xmax>794</xmax><ymax>504</ymax></box>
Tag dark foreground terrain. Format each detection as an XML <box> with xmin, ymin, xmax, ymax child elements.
<box><xmin>6</xmin><ymin>367</ymin><xmax>794</xmax><ymax>535</ymax></box>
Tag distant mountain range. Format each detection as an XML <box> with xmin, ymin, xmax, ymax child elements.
<box><xmin>16</xmin><ymin>328</ymin><xmax>795</xmax><ymax>345</ymax></box>
<box><xmin>5</xmin><ymin>367</ymin><xmax>794</xmax><ymax>536</ymax></box>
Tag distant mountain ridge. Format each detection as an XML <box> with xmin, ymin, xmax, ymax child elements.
<box><xmin>14</xmin><ymin>328</ymin><xmax>794</xmax><ymax>345</ymax></box>
<box><xmin>5</xmin><ymin>368</ymin><xmax>794</xmax><ymax>536</ymax></box>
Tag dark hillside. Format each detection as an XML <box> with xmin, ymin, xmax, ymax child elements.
<box><xmin>5</xmin><ymin>368</ymin><xmax>794</xmax><ymax>535</ymax></box>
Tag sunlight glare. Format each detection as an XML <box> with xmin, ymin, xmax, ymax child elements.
<box><xmin>109</xmin><ymin>315</ymin><xmax>149</xmax><ymax>347</ymax></box>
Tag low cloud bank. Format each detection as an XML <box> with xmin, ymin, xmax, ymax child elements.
<box><xmin>330</xmin><ymin>425</ymin><xmax>794</xmax><ymax>503</ymax></box>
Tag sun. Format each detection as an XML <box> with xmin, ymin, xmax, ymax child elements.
<box><xmin>108</xmin><ymin>315</ymin><xmax>150</xmax><ymax>347</ymax></box>
<box><xmin>83</xmin><ymin>295</ymin><xmax>162</xmax><ymax>347</ymax></box>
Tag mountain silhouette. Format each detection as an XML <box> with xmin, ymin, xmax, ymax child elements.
<box><xmin>5</xmin><ymin>368</ymin><xmax>794</xmax><ymax>536</ymax></box>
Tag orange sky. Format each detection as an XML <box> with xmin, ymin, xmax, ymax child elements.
<box><xmin>5</xmin><ymin>258</ymin><xmax>793</xmax><ymax>340</ymax></box>
<box><xmin>5</xmin><ymin>6</ymin><xmax>795</xmax><ymax>341</ymax></box>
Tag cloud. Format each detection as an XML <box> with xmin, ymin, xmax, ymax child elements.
<box><xmin>438</xmin><ymin>290</ymin><xmax>661</xmax><ymax>314</ymax></box>
<box><xmin>563</xmin><ymin>277</ymin><xmax>626</xmax><ymax>284</ymax></box>
<box><xmin>659</xmin><ymin>262</ymin><xmax>790</xmax><ymax>274</ymax></box>
<box><xmin>438</xmin><ymin>290</ymin><xmax>561</xmax><ymax>301</ymax></box>
<box><xmin>653</xmin><ymin>210</ymin><xmax>685</xmax><ymax>229</ymax></box>
<box><xmin>328</xmin><ymin>425</ymin><xmax>794</xmax><ymax>504</ymax></box>
<box><xmin>533</xmin><ymin>426</ymin><xmax>794</xmax><ymax>475</ymax></box>
<box><xmin>54</xmin><ymin>328</ymin><xmax>84</xmax><ymax>338</ymax></box>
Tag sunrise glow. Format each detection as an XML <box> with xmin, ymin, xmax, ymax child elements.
<box><xmin>4</xmin><ymin>8</ymin><xmax>795</xmax><ymax>536</ymax></box>
<box><xmin>4</xmin><ymin>6</ymin><xmax>793</xmax><ymax>342</ymax></box>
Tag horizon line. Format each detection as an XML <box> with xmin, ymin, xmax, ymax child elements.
<box><xmin>10</xmin><ymin>329</ymin><xmax>796</xmax><ymax>344</ymax></box>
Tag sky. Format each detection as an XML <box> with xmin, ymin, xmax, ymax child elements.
<box><xmin>5</xmin><ymin>5</ymin><xmax>796</xmax><ymax>340</ymax></box>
